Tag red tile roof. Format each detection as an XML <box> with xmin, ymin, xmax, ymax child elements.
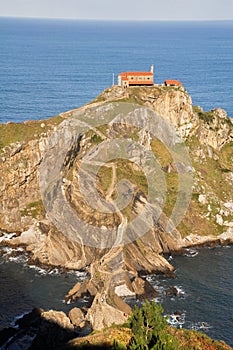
<box><xmin>165</xmin><ymin>80</ymin><xmax>182</xmax><ymax>86</ymax></box>
<box><xmin>119</xmin><ymin>72</ymin><xmax>153</xmax><ymax>77</ymax></box>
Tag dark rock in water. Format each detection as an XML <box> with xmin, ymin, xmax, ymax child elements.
<box><xmin>16</xmin><ymin>308</ymin><xmax>43</xmax><ymax>329</ymax></box>
<box><xmin>132</xmin><ymin>277</ymin><xmax>159</xmax><ymax>300</ymax></box>
<box><xmin>65</xmin><ymin>281</ymin><xmax>92</xmax><ymax>301</ymax></box>
<box><xmin>30</xmin><ymin>310</ymin><xmax>77</xmax><ymax>350</ymax></box>
<box><xmin>170</xmin><ymin>311</ymin><xmax>184</xmax><ymax>324</ymax></box>
<box><xmin>0</xmin><ymin>308</ymin><xmax>78</xmax><ymax>350</ymax></box>
<box><xmin>0</xmin><ymin>309</ymin><xmax>43</xmax><ymax>349</ymax></box>
<box><xmin>0</xmin><ymin>327</ymin><xmax>17</xmax><ymax>347</ymax></box>
<box><xmin>165</xmin><ymin>286</ymin><xmax>179</xmax><ymax>297</ymax></box>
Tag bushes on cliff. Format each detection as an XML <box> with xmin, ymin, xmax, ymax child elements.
<box><xmin>128</xmin><ymin>300</ymin><xmax>178</xmax><ymax>350</ymax></box>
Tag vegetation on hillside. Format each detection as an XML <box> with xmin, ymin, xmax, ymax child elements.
<box><xmin>66</xmin><ymin>301</ymin><xmax>232</xmax><ymax>350</ymax></box>
<box><xmin>0</xmin><ymin>115</ymin><xmax>63</xmax><ymax>152</ymax></box>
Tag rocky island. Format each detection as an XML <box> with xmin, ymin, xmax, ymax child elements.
<box><xmin>0</xmin><ymin>85</ymin><xmax>232</xmax><ymax>349</ymax></box>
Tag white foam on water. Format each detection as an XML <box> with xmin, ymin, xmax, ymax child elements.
<box><xmin>26</xmin><ymin>264</ymin><xmax>88</xmax><ymax>280</ymax></box>
<box><xmin>190</xmin><ymin>321</ymin><xmax>212</xmax><ymax>331</ymax></box>
<box><xmin>146</xmin><ymin>277</ymin><xmax>165</xmax><ymax>294</ymax></box>
<box><xmin>8</xmin><ymin>255</ymin><xmax>27</xmax><ymax>263</ymax></box>
<box><xmin>184</xmin><ymin>248</ymin><xmax>198</xmax><ymax>257</ymax></box>
<box><xmin>1</xmin><ymin>244</ymin><xmax>89</xmax><ymax>280</ymax></box>
<box><xmin>0</xmin><ymin>232</ymin><xmax>17</xmax><ymax>243</ymax></box>
<box><xmin>27</xmin><ymin>264</ymin><xmax>62</xmax><ymax>276</ymax></box>
<box><xmin>2</xmin><ymin>247</ymin><xmax>14</xmax><ymax>256</ymax></box>
<box><xmin>166</xmin><ymin>312</ymin><xmax>186</xmax><ymax>328</ymax></box>
<box><xmin>83</xmin><ymin>295</ymin><xmax>91</xmax><ymax>303</ymax></box>
<box><xmin>48</xmin><ymin>268</ymin><xmax>60</xmax><ymax>275</ymax></box>
<box><xmin>152</xmin><ymin>296</ymin><xmax>162</xmax><ymax>303</ymax></box>
<box><xmin>174</xmin><ymin>285</ymin><xmax>186</xmax><ymax>297</ymax></box>
<box><xmin>1</xmin><ymin>246</ymin><xmax>28</xmax><ymax>263</ymax></box>
<box><xmin>9</xmin><ymin>311</ymin><xmax>30</xmax><ymax>328</ymax></box>
<box><xmin>28</xmin><ymin>264</ymin><xmax>48</xmax><ymax>275</ymax></box>
<box><xmin>68</xmin><ymin>270</ymin><xmax>88</xmax><ymax>281</ymax></box>
<box><xmin>16</xmin><ymin>247</ymin><xmax>25</xmax><ymax>252</ymax></box>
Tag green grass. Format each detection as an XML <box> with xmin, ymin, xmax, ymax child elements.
<box><xmin>186</xmin><ymin>137</ymin><xmax>233</xmax><ymax>201</ymax></box>
<box><xmin>219</xmin><ymin>141</ymin><xmax>233</xmax><ymax>172</ymax></box>
<box><xmin>0</xmin><ymin>116</ymin><xmax>63</xmax><ymax>152</ymax></box>
<box><xmin>116</xmin><ymin>159</ymin><xmax>148</xmax><ymax>195</ymax></box>
<box><xmin>176</xmin><ymin>135</ymin><xmax>233</xmax><ymax>237</ymax></box>
<box><xmin>20</xmin><ymin>200</ymin><xmax>45</xmax><ymax>219</ymax></box>
<box><xmin>150</xmin><ymin>138</ymin><xmax>173</xmax><ymax>166</ymax></box>
<box><xmin>192</xmin><ymin>106</ymin><xmax>215</xmax><ymax>124</ymax></box>
<box><xmin>95</xmin><ymin>158</ymin><xmax>148</xmax><ymax>221</ymax></box>
<box><xmin>97</xmin><ymin>165</ymin><xmax>113</xmax><ymax>195</ymax></box>
<box><xmin>150</xmin><ymin>138</ymin><xmax>180</xmax><ymax>218</ymax></box>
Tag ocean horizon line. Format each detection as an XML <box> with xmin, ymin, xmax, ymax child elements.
<box><xmin>1</xmin><ymin>16</ymin><xmax>233</xmax><ymax>23</ymax></box>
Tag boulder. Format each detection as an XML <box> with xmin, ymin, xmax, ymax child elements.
<box><xmin>41</xmin><ymin>310</ymin><xmax>74</xmax><ymax>331</ymax></box>
<box><xmin>85</xmin><ymin>293</ymin><xmax>128</xmax><ymax>330</ymax></box>
<box><xmin>68</xmin><ymin>308</ymin><xmax>85</xmax><ymax>328</ymax></box>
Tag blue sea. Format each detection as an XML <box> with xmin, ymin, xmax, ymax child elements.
<box><xmin>0</xmin><ymin>18</ymin><xmax>233</xmax><ymax>122</ymax></box>
<box><xmin>0</xmin><ymin>17</ymin><xmax>232</xmax><ymax>347</ymax></box>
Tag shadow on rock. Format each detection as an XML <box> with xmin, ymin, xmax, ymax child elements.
<box><xmin>0</xmin><ymin>308</ymin><xmax>90</xmax><ymax>350</ymax></box>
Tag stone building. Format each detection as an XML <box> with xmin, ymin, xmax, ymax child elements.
<box><xmin>118</xmin><ymin>65</ymin><xmax>154</xmax><ymax>88</ymax></box>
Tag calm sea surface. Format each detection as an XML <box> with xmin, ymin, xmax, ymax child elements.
<box><xmin>0</xmin><ymin>18</ymin><xmax>232</xmax><ymax>347</ymax></box>
<box><xmin>0</xmin><ymin>251</ymin><xmax>87</xmax><ymax>330</ymax></box>
<box><xmin>0</xmin><ymin>18</ymin><xmax>233</xmax><ymax>122</ymax></box>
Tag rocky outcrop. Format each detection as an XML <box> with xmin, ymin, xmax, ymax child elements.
<box><xmin>97</xmin><ymin>85</ymin><xmax>198</xmax><ymax>139</ymax></box>
<box><xmin>95</xmin><ymin>86</ymin><xmax>233</xmax><ymax>150</ymax></box>
<box><xmin>0</xmin><ymin>139</ymin><xmax>42</xmax><ymax>232</ymax></box>
<box><xmin>0</xmin><ymin>85</ymin><xmax>233</xmax><ymax>330</ymax></box>
<box><xmin>134</xmin><ymin>87</ymin><xmax>198</xmax><ymax>139</ymax></box>
<box><xmin>64</xmin><ymin>241</ymin><xmax>172</xmax><ymax>329</ymax></box>
<box><xmin>41</xmin><ymin>310</ymin><xmax>74</xmax><ymax>331</ymax></box>
<box><xmin>195</xmin><ymin>107</ymin><xmax>233</xmax><ymax>150</ymax></box>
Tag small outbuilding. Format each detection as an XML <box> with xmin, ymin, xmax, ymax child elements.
<box><xmin>164</xmin><ymin>80</ymin><xmax>182</xmax><ymax>87</ymax></box>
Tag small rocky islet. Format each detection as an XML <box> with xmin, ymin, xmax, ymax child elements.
<box><xmin>0</xmin><ymin>85</ymin><xmax>232</xmax><ymax>349</ymax></box>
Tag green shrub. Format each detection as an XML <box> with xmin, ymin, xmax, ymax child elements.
<box><xmin>128</xmin><ymin>300</ymin><xmax>179</xmax><ymax>350</ymax></box>
<box><xmin>113</xmin><ymin>339</ymin><xmax>127</xmax><ymax>350</ymax></box>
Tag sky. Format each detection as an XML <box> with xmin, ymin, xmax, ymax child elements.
<box><xmin>0</xmin><ymin>0</ymin><xmax>233</xmax><ymax>21</ymax></box>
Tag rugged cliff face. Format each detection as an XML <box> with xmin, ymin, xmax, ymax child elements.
<box><xmin>0</xmin><ymin>85</ymin><xmax>233</xmax><ymax>330</ymax></box>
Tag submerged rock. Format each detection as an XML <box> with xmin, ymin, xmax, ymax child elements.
<box><xmin>165</xmin><ymin>286</ymin><xmax>179</xmax><ymax>297</ymax></box>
